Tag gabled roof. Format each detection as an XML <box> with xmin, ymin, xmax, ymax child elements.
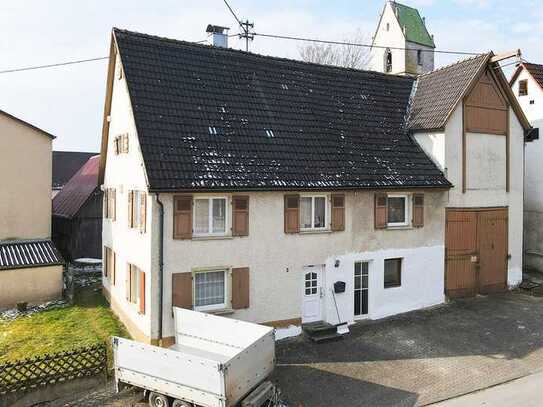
<box><xmin>391</xmin><ymin>2</ymin><xmax>435</xmax><ymax>48</ymax></box>
<box><xmin>0</xmin><ymin>239</ymin><xmax>63</xmax><ymax>271</ymax></box>
<box><xmin>107</xmin><ymin>28</ymin><xmax>450</xmax><ymax>192</ymax></box>
<box><xmin>0</xmin><ymin>109</ymin><xmax>55</xmax><ymax>139</ymax></box>
<box><xmin>408</xmin><ymin>54</ymin><xmax>490</xmax><ymax>130</ymax></box>
<box><xmin>510</xmin><ymin>62</ymin><xmax>543</xmax><ymax>91</ymax></box>
<box><xmin>409</xmin><ymin>53</ymin><xmax>531</xmax><ymax>132</ymax></box>
<box><xmin>53</xmin><ymin>155</ymin><xmax>100</xmax><ymax>219</ymax></box>
<box><xmin>53</xmin><ymin>151</ymin><xmax>98</xmax><ymax>189</ymax></box>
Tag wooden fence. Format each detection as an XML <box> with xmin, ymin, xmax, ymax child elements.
<box><xmin>0</xmin><ymin>343</ymin><xmax>107</xmax><ymax>395</ymax></box>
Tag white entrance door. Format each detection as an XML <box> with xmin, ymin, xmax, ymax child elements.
<box><xmin>302</xmin><ymin>265</ymin><xmax>324</xmax><ymax>323</ymax></box>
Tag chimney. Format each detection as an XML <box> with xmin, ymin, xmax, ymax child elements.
<box><xmin>206</xmin><ymin>25</ymin><xmax>230</xmax><ymax>48</ymax></box>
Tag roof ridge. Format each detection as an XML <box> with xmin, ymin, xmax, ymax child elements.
<box><xmin>417</xmin><ymin>52</ymin><xmax>490</xmax><ymax>78</ymax></box>
<box><xmin>112</xmin><ymin>27</ymin><xmax>414</xmax><ymax>82</ymax></box>
<box><xmin>0</xmin><ymin>238</ymin><xmax>53</xmax><ymax>245</ymax></box>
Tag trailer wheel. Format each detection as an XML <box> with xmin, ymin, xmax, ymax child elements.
<box><xmin>172</xmin><ymin>400</ymin><xmax>193</xmax><ymax>407</ymax></box>
<box><xmin>149</xmin><ymin>392</ymin><xmax>170</xmax><ymax>407</ymax></box>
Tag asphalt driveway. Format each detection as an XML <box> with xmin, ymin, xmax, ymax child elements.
<box><xmin>272</xmin><ymin>292</ymin><xmax>543</xmax><ymax>406</ymax></box>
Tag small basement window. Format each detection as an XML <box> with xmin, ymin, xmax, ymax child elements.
<box><xmin>194</xmin><ymin>270</ymin><xmax>227</xmax><ymax>311</ymax></box>
<box><xmin>387</xmin><ymin>194</ymin><xmax>409</xmax><ymax>226</ymax></box>
<box><xmin>300</xmin><ymin>196</ymin><xmax>327</xmax><ymax>230</ymax></box>
<box><xmin>194</xmin><ymin>197</ymin><xmax>227</xmax><ymax>236</ymax></box>
<box><xmin>384</xmin><ymin>258</ymin><xmax>402</xmax><ymax>288</ymax></box>
<box><xmin>519</xmin><ymin>80</ymin><xmax>528</xmax><ymax>96</ymax></box>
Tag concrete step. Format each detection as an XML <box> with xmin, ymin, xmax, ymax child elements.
<box><xmin>302</xmin><ymin>321</ymin><xmax>345</xmax><ymax>343</ymax></box>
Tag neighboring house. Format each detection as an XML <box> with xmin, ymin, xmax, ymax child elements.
<box><xmin>52</xmin><ymin>151</ymin><xmax>97</xmax><ymax>197</ymax></box>
<box><xmin>370</xmin><ymin>1</ymin><xmax>435</xmax><ymax>76</ymax></box>
<box><xmin>52</xmin><ymin>155</ymin><xmax>102</xmax><ymax>261</ymax></box>
<box><xmin>99</xmin><ymin>26</ymin><xmax>533</xmax><ymax>347</ymax></box>
<box><xmin>0</xmin><ymin>109</ymin><xmax>64</xmax><ymax>309</ymax></box>
<box><xmin>510</xmin><ymin>63</ymin><xmax>543</xmax><ymax>272</ymax></box>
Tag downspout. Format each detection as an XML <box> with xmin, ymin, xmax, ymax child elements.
<box><xmin>155</xmin><ymin>193</ymin><xmax>164</xmax><ymax>345</ymax></box>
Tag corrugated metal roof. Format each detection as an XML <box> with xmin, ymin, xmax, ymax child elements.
<box><xmin>0</xmin><ymin>239</ymin><xmax>64</xmax><ymax>271</ymax></box>
<box><xmin>53</xmin><ymin>155</ymin><xmax>100</xmax><ymax>219</ymax></box>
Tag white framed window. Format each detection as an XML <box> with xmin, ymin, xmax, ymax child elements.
<box><xmin>384</xmin><ymin>258</ymin><xmax>402</xmax><ymax>288</ymax></box>
<box><xmin>300</xmin><ymin>195</ymin><xmax>328</xmax><ymax>231</ymax></box>
<box><xmin>194</xmin><ymin>270</ymin><xmax>228</xmax><ymax>311</ymax></box>
<box><xmin>193</xmin><ymin>197</ymin><xmax>228</xmax><ymax>236</ymax></box>
<box><xmin>387</xmin><ymin>194</ymin><xmax>410</xmax><ymax>227</ymax></box>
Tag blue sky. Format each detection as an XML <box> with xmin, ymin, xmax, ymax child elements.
<box><xmin>1</xmin><ymin>0</ymin><xmax>541</xmax><ymax>152</ymax></box>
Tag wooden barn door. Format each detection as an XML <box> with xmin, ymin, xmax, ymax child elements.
<box><xmin>445</xmin><ymin>210</ymin><xmax>478</xmax><ymax>298</ymax></box>
<box><xmin>477</xmin><ymin>209</ymin><xmax>508</xmax><ymax>294</ymax></box>
<box><xmin>445</xmin><ymin>208</ymin><xmax>508</xmax><ymax>298</ymax></box>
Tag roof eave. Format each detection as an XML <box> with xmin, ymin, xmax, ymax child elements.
<box><xmin>0</xmin><ymin>109</ymin><xmax>55</xmax><ymax>139</ymax></box>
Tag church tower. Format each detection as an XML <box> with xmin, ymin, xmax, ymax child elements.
<box><xmin>370</xmin><ymin>1</ymin><xmax>435</xmax><ymax>76</ymax></box>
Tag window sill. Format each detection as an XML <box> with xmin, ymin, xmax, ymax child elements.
<box><xmin>192</xmin><ymin>235</ymin><xmax>233</xmax><ymax>241</ymax></box>
<box><xmin>386</xmin><ymin>225</ymin><xmax>412</xmax><ymax>230</ymax></box>
<box><xmin>299</xmin><ymin>229</ymin><xmax>332</xmax><ymax>235</ymax></box>
<box><xmin>198</xmin><ymin>308</ymin><xmax>234</xmax><ymax>316</ymax></box>
<box><xmin>384</xmin><ymin>285</ymin><xmax>402</xmax><ymax>290</ymax></box>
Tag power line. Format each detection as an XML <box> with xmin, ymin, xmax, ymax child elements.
<box><xmin>222</xmin><ymin>0</ymin><xmax>253</xmax><ymax>51</ymax></box>
<box><xmin>252</xmin><ymin>32</ymin><xmax>482</xmax><ymax>56</ymax></box>
<box><xmin>0</xmin><ymin>56</ymin><xmax>109</xmax><ymax>74</ymax></box>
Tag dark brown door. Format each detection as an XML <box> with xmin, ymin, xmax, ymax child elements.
<box><xmin>445</xmin><ymin>210</ymin><xmax>478</xmax><ymax>298</ymax></box>
<box><xmin>445</xmin><ymin>208</ymin><xmax>508</xmax><ymax>298</ymax></box>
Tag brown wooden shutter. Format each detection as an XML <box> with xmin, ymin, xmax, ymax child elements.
<box><xmin>173</xmin><ymin>196</ymin><xmax>192</xmax><ymax>239</ymax></box>
<box><xmin>103</xmin><ymin>190</ymin><xmax>108</xmax><ymax>218</ymax></box>
<box><xmin>111</xmin><ymin>189</ymin><xmax>116</xmax><ymax>221</ymax></box>
<box><xmin>172</xmin><ymin>272</ymin><xmax>193</xmax><ymax>309</ymax></box>
<box><xmin>111</xmin><ymin>250</ymin><xmax>116</xmax><ymax>286</ymax></box>
<box><xmin>331</xmin><ymin>194</ymin><xmax>345</xmax><ymax>231</ymax></box>
<box><xmin>103</xmin><ymin>247</ymin><xmax>109</xmax><ymax>277</ymax></box>
<box><xmin>232</xmin><ymin>267</ymin><xmax>250</xmax><ymax>309</ymax></box>
<box><xmin>114</xmin><ymin>137</ymin><xmax>119</xmax><ymax>155</ymax></box>
<box><xmin>412</xmin><ymin>193</ymin><xmax>424</xmax><ymax>228</ymax></box>
<box><xmin>374</xmin><ymin>193</ymin><xmax>388</xmax><ymax>229</ymax></box>
<box><xmin>140</xmin><ymin>192</ymin><xmax>147</xmax><ymax>233</ymax></box>
<box><xmin>126</xmin><ymin>264</ymin><xmax>131</xmax><ymax>300</ymax></box>
<box><xmin>128</xmin><ymin>191</ymin><xmax>134</xmax><ymax>228</ymax></box>
<box><xmin>284</xmin><ymin>194</ymin><xmax>300</xmax><ymax>234</ymax></box>
<box><xmin>123</xmin><ymin>134</ymin><xmax>129</xmax><ymax>153</ymax></box>
<box><xmin>139</xmin><ymin>271</ymin><xmax>145</xmax><ymax>314</ymax></box>
<box><xmin>232</xmin><ymin>196</ymin><xmax>249</xmax><ymax>236</ymax></box>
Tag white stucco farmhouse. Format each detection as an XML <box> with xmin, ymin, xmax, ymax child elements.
<box><xmin>98</xmin><ymin>25</ymin><xmax>532</xmax><ymax>345</ymax></box>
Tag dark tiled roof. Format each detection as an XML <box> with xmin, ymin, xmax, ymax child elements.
<box><xmin>0</xmin><ymin>239</ymin><xmax>64</xmax><ymax>271</ymax></box>
<box><xmin>114</xmin><ymin>28</ymin><xmax>450</xmax><ymax>191</ymax></box>
<box><xmin>53</xmin><ymin>155</ymin><xmax>100</xmax><ymax>218</ymax></box>
<box><xmin>53</xmin><ymin>151</ymin><xmax>98</xmax><ymax>189</ymax></box>
<box><xmin>408</xmin><ymin>54</ymin><xmax>490</xmax><ymax>131</ymax></box>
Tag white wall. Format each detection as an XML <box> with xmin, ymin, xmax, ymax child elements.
<box><xmin>512</xmin><ymin>69</ymin><xmax>543</xmax><ymax>270</ymax></box>
<box><xmin>324</xmin><ymin>245</ymin><xmax>444</xmax><ymax>325</ymax></box>
<box><xmin>446</xmin><ymin>104</ymin><xmax>524</xmax><ymax>286</ymax></box>
<box><xmin>102</xmin><ymin>54</ymin><xmax>155</xmax><ymax>340</ymax></box>
<box><xmin>370</xmin><ymin>2</ymin><xmax>406</xmax><ymax>74</ymax></box>
<box><xmin>466</xmin><ymin>134</ymin><xmax>506</xmax><ymax>190</ymax></box>
<box><xmin>414</xmin><ymin>131</ymin><xmax>446</xmax><ymax>172</ymax></box>
<box><xmin>157</xmin><ymin>190</ymin><xmax>446</xmax><ymax>339</ymax></box>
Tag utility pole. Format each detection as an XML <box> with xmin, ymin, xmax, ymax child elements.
<box><xmin>239</xmin><ymin>20</ymin><xmax>254</xmax><ymax>52</ymax></box>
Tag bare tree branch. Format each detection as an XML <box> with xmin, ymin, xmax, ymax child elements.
<box><xmin>298</xmin><ymin>30</ymin><xmax>371</xmax><ymax>70</ymax></box>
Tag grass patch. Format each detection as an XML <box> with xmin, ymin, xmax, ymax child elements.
<box><xmin>0</xmin><ymin>288</ymin><xmax>129</xmax><ymax>364</ymax></box>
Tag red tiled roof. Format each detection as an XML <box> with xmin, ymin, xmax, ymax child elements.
<box><xmin>52</xmin><ymin>155</ymin><xmax>100</xmax><ymax>219</ymax></box>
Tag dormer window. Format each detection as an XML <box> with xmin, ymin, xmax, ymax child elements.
<box><xmin>385</xmin><ymin>49</ymin><xmax>393</xmax><ymax>73</ymax></box>
<box><xmin>519</xmin><ymin>80</ymin><xmax>528</xmax><ymax>96</ymax></box>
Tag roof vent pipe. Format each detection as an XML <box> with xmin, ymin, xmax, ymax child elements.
<box><xmin>206</xmin><ymin>24</ymin><xmax>230</xmax><ymax>48</ymax></box>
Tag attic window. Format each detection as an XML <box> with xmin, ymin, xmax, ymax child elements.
<box><xmin>519</xmin><ymin>80</ymin><xmax>528</xmax><ymax>96</ymax></box>
<box><xmin>417</xmin><ymin>50</ymin><xmax>423</xmax><ymax>66</ymax></box>
<box><xmin>386</xmin><ymin>23</ymin><xmax>390</xmax><ymax>31</ymax></box>
<box><xmin>265</xmin><ymin>129</ymin><xmax>275</xmax><ymax>138</ymax></box>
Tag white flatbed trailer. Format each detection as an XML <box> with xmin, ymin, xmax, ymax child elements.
<box><xmin>112</xmin><ymin>308</ymin><xmax>276</xmax><ymax>407</ymax></box>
